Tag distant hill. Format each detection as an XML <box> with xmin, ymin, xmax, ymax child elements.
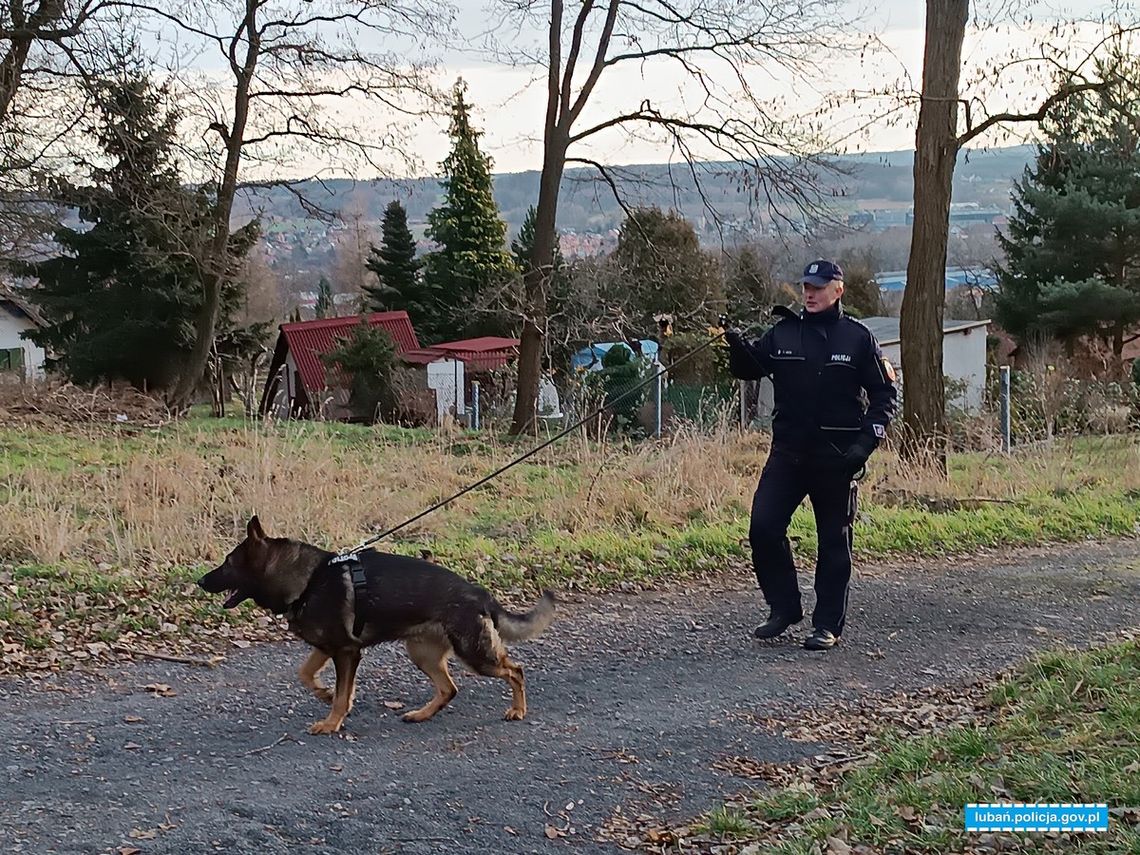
<box><xmin>234</xmin><ymin>144</ymin><xmax>1035</xmax><ymax>238</ymax></box>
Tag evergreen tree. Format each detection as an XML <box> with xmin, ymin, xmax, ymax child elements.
<box><xmin>612</xmin><ymin>206</ymin><xmax>724</xmax><ymax>327</ymax></box>
<box><xmin>315</xmin><ymin>275</ymin><xmax>333</xmax><ymax>318</ymax></box>
<box><xmin>364</xmin><ymin>200</ymin><xmax>425</xmax><ymax>318</ymax></box>
<box><xmin>995</xmin><ymin>69</ymin><xmax>1140</xmax><ymax>359</ymax></box>
<box><xmin>321</xmin><ymin>320</ymin><xmax>398</xmax><ymax>422</ymax></box>
<box><xmin>16</xmin><ymin>68</ymin><xmax>258</xmax><ymax>393</ymax></box>
<box><xmin>421</xmin><ymin>79</ymin><xmax>517</xmax><ymax>342</ymax></box>
<box><xmin>511</xmin><ymin>204</ymin><xmax>565</xmax><ymax>275</ymax></box>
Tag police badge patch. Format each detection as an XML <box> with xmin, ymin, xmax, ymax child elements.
<box><xmin>881</xmin><ymin>356</ymin><xmax>896</xmax><ymax>382</ymax></box>
<box><xmin>873</xmin><ymin>423</ymin><xmax>887</xmax><ymax>439</ymax></box>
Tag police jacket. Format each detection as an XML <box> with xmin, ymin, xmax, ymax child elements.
<box><xmin>726</xmin><ymin>302</ymin><xmax>898</xmax><ymax>459</ymax></box>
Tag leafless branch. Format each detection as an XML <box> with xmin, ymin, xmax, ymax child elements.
<box><xmin>957</xmin><ymin>79</ymin><xmax>1118</xmax><ymax>147</ymax></box>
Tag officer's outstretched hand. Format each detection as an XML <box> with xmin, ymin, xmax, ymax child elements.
<box><xmin>843</xmin><ymin>434</ymin><xmax>877</xmax><ymax>476</ymax></box>
<box><xmin>724</xmin><ymin>328</ymin><xmax>745</xmax><ymax>348</ymax></box>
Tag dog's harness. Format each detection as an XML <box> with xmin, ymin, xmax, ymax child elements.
<box><xmin>329</xmin><ymin>551</ymin><xmax>368</xmax><ymax>639</ymax></box>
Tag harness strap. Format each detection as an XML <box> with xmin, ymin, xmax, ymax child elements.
<box><xmin>329</xmin><ymin>552</ymin><xmax>368</xmax><ymax>639</ymax></box>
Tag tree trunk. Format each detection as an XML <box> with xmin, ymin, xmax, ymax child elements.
<box><xmin>899</xmin><ymin>0</ymin><xmax>968</xmax><ymax>473</ymax></box>
<box><xmin>167</xmin><ymin>0</ymin><xmax>259</xmax><ymax>411</ymax></box>
<box><xmin>0</xmin><ymin>0</ymin><xmax>66</xmax><ymax>125</ymax></box>
<box><xmin>509</xmin><ymin>137</ymin><xmax>566</xmax><ymax>435</ymax></box>
<box><xmin>0</xmin><ymin>37</ymin><xmax>33</xmax><ymax>125</ymax></box>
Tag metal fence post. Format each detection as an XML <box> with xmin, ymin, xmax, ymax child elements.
<box><xmin>1000</xmin><ymin>365</ymin><xmax>1011</xmax><ymax>453</ymax></box>
<box><xmin>472</xmin><ymin>380</ymin><xmax>480</xmax><ymax>430</ymax></box>
<box><xmin>654</xmin><ymin>372</ymin><xmax>663</xmax><ymax>438</ymax></box>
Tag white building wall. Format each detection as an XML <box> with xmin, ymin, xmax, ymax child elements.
<box><xmin>426</xmin><ymin>359</ymin><xmax>465</xmax><ymax>424</ymax></box>
<box><xmin>0</xmin><ymin>309</ymin><xmax>46</xmax><ymax>381</ymax></box>
<box><xmin>880</xmin><ymin>326</ymin><xmax>988</xmax><ymax>413</ymax></box>
<box><xmin>941</xmin><ymin>325</ymin><xmax>988</xmax><ymax>411</ymax></box>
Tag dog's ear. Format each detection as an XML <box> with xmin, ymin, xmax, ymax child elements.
<box><xmin>247</xmin><ymin>515</ymin><xmax>266</xmax><ymax>541</ymax></box>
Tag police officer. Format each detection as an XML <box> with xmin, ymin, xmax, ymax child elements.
<box><xmin>724</xmin><ymin>260</ymin><xmax>898</xmax><ymax>650</ymax></box>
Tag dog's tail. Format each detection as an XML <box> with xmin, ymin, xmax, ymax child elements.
<box><xmin>494</xmin><ymin>590</ymin><xmax>556</xmax><ymax>642</ymax></box>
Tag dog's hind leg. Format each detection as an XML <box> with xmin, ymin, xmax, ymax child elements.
<box><xmin>401</xmin><ymin>637</ymin><xmax>457</xmax><ymax>723</ymax></box>
<box><xmin>309</xmin><ymin>649</ymin><xmax>361</xmax><ymax>735</ymax></box>
<box><xmin>299</xmin><ymin>649</ymin><xmax>333</xmax><ymax>704</ymax></box>
<box><xmin>453</xmin><ymin>618</ymin><xmax>528</xmax><ymax>721</ymax></box>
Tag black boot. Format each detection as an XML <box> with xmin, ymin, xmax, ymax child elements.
<box><xmin>753</xmin><ymin>611</ymin><xmax>802</xmax><ymax>639</ymax></box>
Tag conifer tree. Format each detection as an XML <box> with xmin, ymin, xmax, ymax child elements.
<box><xmin>315</xmin><ymin>275</ymin><xmax>333</xmax><ymax>318</ymax></box>
<box><xmin>995</xmin><ymin>68</ymin><xmax>1140</xmax><ymax>359</ymax></box>
<box><xmin>421</xmin><ymin>79</ymin><xmax>516</xmax><ymax>342</ymax></box>
<box><xmin>17</xmin><ymin>68</ymin><xmax>258</xmax><ymax>393</ymax></box>
<box><xmin>364</xmin><ymin>199</ymin><xmax>425</xmax><ymax>319</ymax></box>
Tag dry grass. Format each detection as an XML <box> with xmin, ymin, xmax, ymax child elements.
<box><xmin>1</xmin><ymin>417</ymin><xmax>1138</xmax><ymax>575</ymax></box>
<box><xmin>0</xmin><ymin>415</ymin><xmax>764</xmax><ymax>574</ymax></box>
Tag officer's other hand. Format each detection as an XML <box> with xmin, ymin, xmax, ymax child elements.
<box><xmin>724</xmin><ymin>327</ymin><xmax>745</xmax><ymax>348</ymax></box>
<box><xmin>843</xmin><ymin>434</ymin><xmax>876</xmax><ymax>475</ymax></box>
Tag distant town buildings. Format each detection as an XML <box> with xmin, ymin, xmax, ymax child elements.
<box><xmin>848</xmin><ymin>203</ymin><xmax>1008</xmax><ymax>231</ymax></box>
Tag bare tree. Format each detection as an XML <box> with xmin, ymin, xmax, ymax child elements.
<box><xmin>898</xmin><ymin>2</ymin><xmax>1137</xmax><ymax>470</ymax></box>
<box><xmin>98</xmin><ymin>0</ymin><xmax>452</xmax><ymax>409</ymax></box>
<box><xmin>0</xmin><ymin>0</ymin><xmax>119</xmax><ymax>124</ymax></box>
<box><xmin>492</xmin><ymin>0</ymin><xmax>863</xmax><ymax>435</ymax></box>
<box><xmin>0</xmin><ymin>2</ymin><xmax>133</xmax><ymax>263</ymax></box>
<box><xmin>331</xmin><ymin>202</ymin><xmax>376</xmax><ymax>309</ymax></box>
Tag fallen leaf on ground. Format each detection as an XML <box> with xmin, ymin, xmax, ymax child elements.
<box><xmin>142</xmin><ymin>683</ymin><xmax>176</xmax><ymax>697</ymax></box>
<box><xmin>383</xmin><ymin>700</ymin><xmax>405</xmax><ymax>710</ymax></box>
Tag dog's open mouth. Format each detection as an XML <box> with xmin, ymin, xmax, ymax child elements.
<box><xmin>222</xmin><ymin>589</ymin><xmax>249</xmax><ymax>609</ymax></box>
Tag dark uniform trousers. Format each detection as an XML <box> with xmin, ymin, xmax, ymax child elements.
<box><xmin>749</xmin><ymin>449</ymin><xmax>858</xmax><ymax>636</ymax></box>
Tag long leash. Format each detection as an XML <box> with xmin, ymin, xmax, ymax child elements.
<box><xmin>345</xmin><ymin>328</ymin><xmax>729</xmax><ymax>554</ymax></box>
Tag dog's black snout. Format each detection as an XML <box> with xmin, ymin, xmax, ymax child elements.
<box><xmin>197</xmin><ymin>564</ymin><xmax>225</xmax><ymax>592</ymax></box>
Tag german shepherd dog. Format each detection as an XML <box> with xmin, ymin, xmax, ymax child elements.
<box><xmin>197</xmin><ymin>516</ymin><xmax>556</xmax><ymax>735</ymax></box>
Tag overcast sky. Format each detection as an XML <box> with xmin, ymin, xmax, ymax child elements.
<box><xmin>156</xmin><ymin>0</ymin><xmax>1136</xmax><ymax>180</ymax></box>
<box><xmin>406</xmin><ymin>0</ymin><xmax>1133</xmax><ymax>175</ymax></box>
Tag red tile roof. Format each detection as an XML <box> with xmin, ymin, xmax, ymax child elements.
<box><xmin>398</xmin><ymin>336</ymin><xmax>520</xmax><ymax>372</ymax></box>
<box><xmin>430</xmin><ymin>336</ymin><xmax>520</xmax><ymax>352</ymax></box>
<box><xmin>268</xmin><ymin>311</ymin><xmax>419</xmax><ymax>401</ymax></box>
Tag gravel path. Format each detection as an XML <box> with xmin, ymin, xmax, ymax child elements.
<box><xmin>3</xmin><ymin>539</ymin><xmax>1138</xmax><ymax>854</ymax></box>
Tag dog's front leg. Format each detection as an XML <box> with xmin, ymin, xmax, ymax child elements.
<box><xmin>309</xmin><ymin>649</ymin><xmax>361</xmax><ymax>735</ymax></box>
<box><xmin>298</xmin><ymin>649</ymin><xmax>332</xmax><ymax>704</ymax></box>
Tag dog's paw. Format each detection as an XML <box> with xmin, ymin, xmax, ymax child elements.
<box><xmin>312</xmin><ymin>687</ymin><xmax>334</xmax><ymax>704</ymax></box>
<box><xmin>401</xmin><ymin>709</ymin><xmax>433</xmax><ymax>723</ymax></box>
<box><xmin>308</xmin><ymin>718</ymin><xmax>343</xmax><ymax>735</ymax></box>
<box><xmin>503</xmin><ymin>707</ymin><xmax>526</xmax><ymax>721</ymax></box>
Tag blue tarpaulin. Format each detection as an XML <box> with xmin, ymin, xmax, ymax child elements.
<box><xmin>570</xmin><ymin>340</ymin><xmax>661</xmax><ymax>372</ymax></box>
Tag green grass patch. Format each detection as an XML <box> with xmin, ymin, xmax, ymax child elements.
<box><xmin>700</xmin><ymin>638</ymin><xmax>1140</xmax><ymax>853</ymax></box>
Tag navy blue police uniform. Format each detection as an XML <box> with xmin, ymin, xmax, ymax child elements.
<box><xmin>725</xmin><ymin>261</ymin><xmax>898</xmax><ymax>650</ymax></box>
